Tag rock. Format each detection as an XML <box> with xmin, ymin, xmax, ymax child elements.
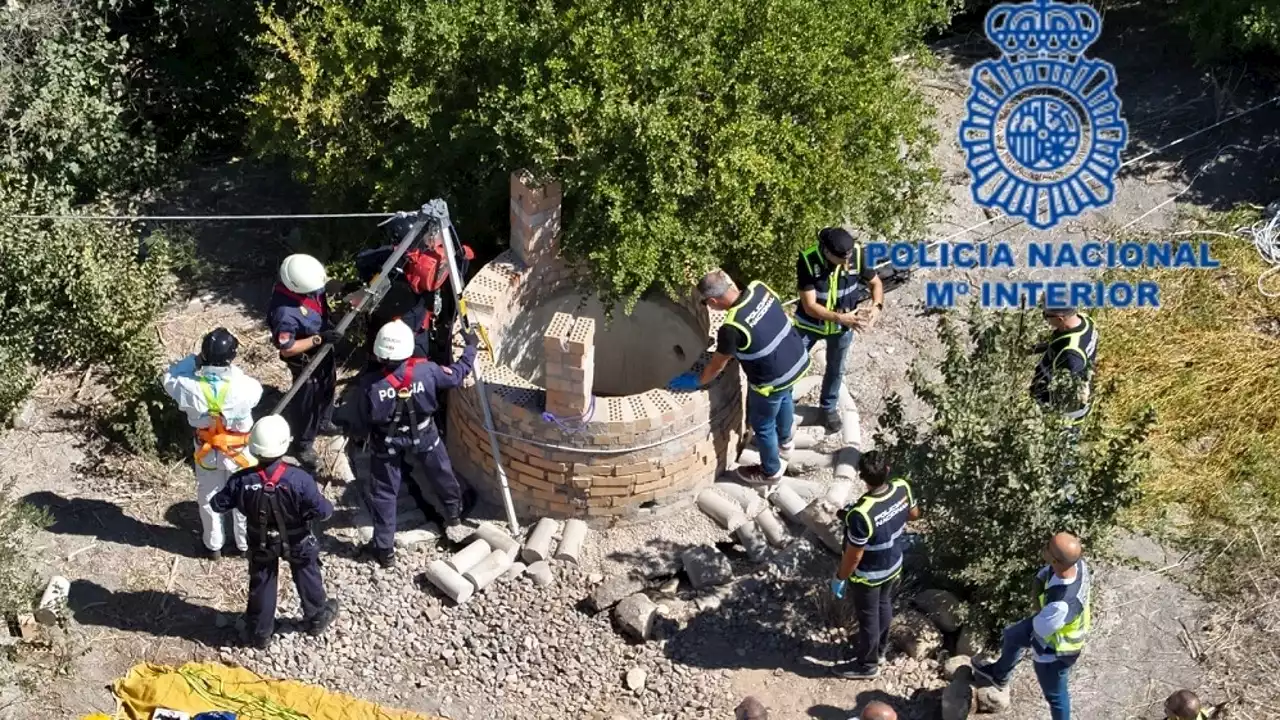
<box><xmin>395</xmin><ymin>525</ymin><xmax>441</xmax><ymax>549</ymax></box>
<box><xmin>680</xmin><ymin>545</ymin><xmax>733</xmax><ymax>590</ymax></box>
<box><xmin>613</xmin><ymin>593</ymin><xmax>656</xmax><ymax>641</ymax></box>
<box><xmin>941</xmin><ymin>665</ymin><xmax>974</xmax><ymax>720</ymax></box>
<box><xmin>625</xmin><ymin>667</ymin><xmax>647</xmax><ymax>692</ymax></box>
<box><xmin>956</xmin><ymin>627</ymin><xmax>983</xmax><ymax>657</ymax></box>
<box><xmin>976</xmin><ymin>685</ymin><xmax>1011</xmax><ymax>712</ymax></box>
<box><xmin>797</xmin><ymin>498</ymin><xmax>843</xmax><ymax>554</ymax></box>
<box><xmin>591</xmin><ymin>574</ymin><xmax>646</xmax><ymax>612</ymax></box>
<box><xmin>526</xmin><ymin>560</ymin><xmax>554</xmax><ymax>587</ymax></box>
<box><xmin>942</xmin><ymin>654</ymin><xmax>970</xmax><ymax>680</ymax></box>
<box><xmin>890</xmin><ymin>609</ymin><xmax>943</xmax><ymax>660</ymax></box>
<box><xmin>444</xmin><ymin>522</ymin><xmax>472</xmax><ymax>544</ymax></box>
<box><xmin>914</xmin><ymin>589</ymin><xmax>966</xmax><ymax>634</ymax></box>
<box><xmin>768</xmin><ymin>536</ymin><xmax>818</xmax><ymax>578</ymax></box>
<box><xmin>10</xmin><ymin>399</ymin><xmax>35</xmax><ymax>430</ymax></box>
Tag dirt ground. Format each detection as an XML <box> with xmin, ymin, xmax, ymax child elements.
<box><xmin>3</xmin><ymin>10</ymin><xmax>1279</xmax><ymax>720</ymax></box>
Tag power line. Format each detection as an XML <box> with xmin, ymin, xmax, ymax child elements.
<box><xmin>3</xmin><ymin>212</ymin><xmax>396</xmax><ymax>221</ymax></box>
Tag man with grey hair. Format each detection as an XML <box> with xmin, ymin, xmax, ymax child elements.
<box><xmin>669</xmin><ymin>269</ymin><xmax>810</xmax><ymax>484</ymax></box>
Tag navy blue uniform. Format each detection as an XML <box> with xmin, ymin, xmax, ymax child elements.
<box><xmin>212</xmin><ymin>460</ymin><xmax>334</xmax><ymax>642</ymax></box>
<box><xmin>267</xmin><ymin>284</ymin><xmax>337</xmax><ymax>448</ymax></box>
<box><xmin>348</xmin><ymin>343</ymin><xmax>477</xmax><ymax>549</ymax></box>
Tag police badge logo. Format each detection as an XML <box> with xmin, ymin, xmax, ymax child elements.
<box><xmin>959</xmin><ymin>0</ymin><xmax>1128</xmax><ymax>230</ymax></box>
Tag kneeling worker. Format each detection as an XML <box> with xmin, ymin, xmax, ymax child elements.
<box><xmin>344</xmin><ymin>320</ymin><xmax>478</xmax><ymax>567</ymax></box>
<box><xmin>212</xmin><ymin>415</ymin><xmax>339</xmax><ymax>648</ymax></box>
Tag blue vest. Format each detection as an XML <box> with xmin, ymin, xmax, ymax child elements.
<box><xmin>793</xmin><ymin>244</ymin><xmax>872</xmax><ymax>336</ymax></box>
<box><xmin>842</xmin><ymin>479</ymin><xmax>913</xmax><ymax>586</ymax></box>
<box><xmin>722</xmin><ymin>281</ymin><xmax>811</xmax><ymax>396</ymax></box>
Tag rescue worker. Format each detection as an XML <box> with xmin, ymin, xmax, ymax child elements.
<box><xmin>268</xmin><ymin>254</ymin><xmax>343</xmax><ymax>470</ymax></box>
<box><xmin>973</xmin><ymin>532</ymin><xmax>1092</xmax><ymax>720</ymax></box>
<box><xmin>671</xmin><ymin>270</ymin><xmax>810</xmax><ymax>484</ymax></box>
<box><xmin>1165</xmin><ymin>689</ymin><xmax>1212</xmax><ymax>720</ymax></box>
<box><xmin>211</xmin><ymin>414</ymin><xmax>340</xmax><ymax>649</ymax></box>
<box><xmin>794</xmin><ymin>227</ymin><xmax>884</xmax><ymax>433</ymax></box>
<box><xmin>860</xmin><ymin>701</ymin><xmax>898</xmax><ymax>720</ymax></box>
<box><xmin>829</xmin><ymin>450</ymin><xmax>919</xmax><ymax>679</ymax></box>
<box><xmin>161</xmin><ymin>328</ymin><xmax>262</xmax><ymax>560</ymax></box>
<box><xmin>1029</xmin><ymin>306</ymin><xmax>1098</xmax><ymax>427</ymax></box>
<box><xmin>343</xmin><ymin>320</ymin><xmax>478</xmax><ymax>568</ymax></box>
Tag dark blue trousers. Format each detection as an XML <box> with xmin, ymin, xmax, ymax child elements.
<box><xmin>287</xmin><ymin>352</ymin><xmax>336</xmax><ymax>447</ymax></box>
<box><xmin>368</xmin><ymin>434</ymin><xmax>463</xmax><ymax>550</ymax></box>
<box><xmin>246</xmin><ymin>535</ymin><xmax>327</xmax><ymax>641</ymax></box>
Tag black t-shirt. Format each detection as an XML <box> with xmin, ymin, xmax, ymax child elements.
<box><xmin>797</xmin><ymin>248</ymin><xmax>877</xmax><ymax>293</ymax></box>
<box><xmin>716</xmin><ymin>324</ymin><xmax>743</xmax><ymax>356</ymax></box>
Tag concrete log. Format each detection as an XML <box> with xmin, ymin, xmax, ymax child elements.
<box><xmin>526</xmin><ymin>560</ymin><xmax>554</xmax><ymax>587</ymax></box>
<box><xmin>713</xmin><ymin>482</ymin><xmax>765</xmax><ymax>516</ymax></box>
<box><xmin>823</xmin><ymin>480</ymin><xmax>856</xmax><ymax>508</ymax></box>
<box><xmin>754</xmin><ymin>508</ymin><xmax>790</xmax><ymax>547</ymax></box>
<box><xmin>697</xmin><ymin>488</ymin><xmax>750</xmax><ymax>532</ymax></box>
<box><xmin>769</xmin><ymin>485</ymin><xmax>809</xmax><ymax>521</ymax></box>
<box><xmin>555</xmin><ymin>518</ymin><xmax>588</xmax><ymax>563</ymax></box>
<box><xmin>748</xmin><ymin>425</ymin><xmax>823</xmax><ymax>451</ymax></box>
<box><xmin>612</xmin><ymin>592</ymin><xmax>656</xmax><ymax>641</ymax></box>
<box><xmin>833</xmin><ymin>446</ymin><xmax>860</xmax><ymax>480</ymax></box>
<box><xmin>781</xmin><ymin>449</ymin><xmax>833</xmax><ymax>475</ymax></box>
<box><xmin>522</xmin><ymin>517</ymin><xmax>560</xmax><ymax>564</ymax></box>
<box><xmin>681</xmin><ymin>545</ymin><xmax>733</xmax><ymax>589</ymax></box>
<box><xmin>472</xmin><ymin>522</ymin><xmax>521</xmax><ymax>559</ymax></box>
<box><xmin>425</xmin><ymin>559</ymin><xmax>474</xmax><ymax>604</ymax></box>
<box><xmin>798</xmin><ymin>498</ymin><xmax>844</xmax><ymax>554</ymax></box>
<box><xmin>503</xmin><ymin>562</ymin><xmax>528</xmax><ymax>581</ymax></box>
<box><xmin>463</xmin><ymin>549</ymin><xmax>515</xmax><ymax>593</ymax></box>
<box><xmin>775</xmin><ymin>476</ymin><xmax>825</xmax><ymax>501</ymax></box>
<box><xmin>446</xmin><ymin>538</ymin><xmax>493</xmax><ymax>574</ymax></box>
<box><xmin>735</xmin><ymin>521</ymin><xmax>769</xmax><ymax>563</ymax></box>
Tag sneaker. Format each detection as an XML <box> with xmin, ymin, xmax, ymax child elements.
<box><xmin>779</xmin><ymin>438</ymin><xmax>795</xmax><ymax>461</ymax></box>
<box><xmin>307</xmin><ymin>599</ymin><xmax>341</xmax><ymax>636</ymax></box>
<box><xmin>830</xmin><ymin>662</ymin><xmax>879</xmax><ymax>680</ymax></box>
<box><xmin>736</xmin><ymin>464</ymin><xmax>784</xmax><ymax>486</ymax></box>
<box><xmin>971</xmin><ymin>660</ymin><xmax>1009</xmax><ymax>690</ymax></box>
<box><xmin>822</xmin><ymin>410</ymin><xmax>844</xmax><ymax>434</ymax></box>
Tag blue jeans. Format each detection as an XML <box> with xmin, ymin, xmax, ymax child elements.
<box><xmin>746</xmin><ymin>388</ymin><xmax>795</xmax><ymax>477</ymax></box>
<box><xmin>798</xmin><ymin>328</ymin><xmax>853</xmax><ymax>413</ymax></box>
<box><xmin>987</xmin><ymin>618</ymin><xmax>1076</xmax><ymax>720</ymax></box>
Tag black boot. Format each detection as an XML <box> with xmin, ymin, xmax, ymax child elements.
<box><xmin>307</xmin><ymin>599</ymin><xmax>341</xmax><ymax>637</ymax></box>
<box><xmin>362</xmin><ymin>543</ymin><xmax>395</xmax><ymax>568</ymax></box>
<box><xmin>822</xmin><ymin>410</ymin><xmax>844</xmax><ymax>434</ymax></box>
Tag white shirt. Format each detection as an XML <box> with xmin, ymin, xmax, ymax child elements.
<box><xmin>1031</xmin><ymin>565</ymin><xmax>1081</xmax><ymax>663</ymax></box>
<box><xmin>161</xmin><ymin>356</ymin><xmax>263</xmax><ymax>433</ymax></box>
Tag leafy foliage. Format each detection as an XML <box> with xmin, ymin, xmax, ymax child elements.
<box><xmin>250</xmin><ymin>0</ymin><xmax>953</xmax><ymax>307</ymax></box>
<box><xmin>0</xmin><ymin>477</ymin><xmax>51</xmax><ymax>616</ymax></box>
<box><xmin>874</xmin><ymin>306</ymin><xmax>1155</xmax><ymax>632</ymax></box>
<box><xmin>1177</xmin><ymin>0</ymin><xmax>1280</xmax><ymax>61</ymax></box>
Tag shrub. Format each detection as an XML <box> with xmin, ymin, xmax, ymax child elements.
<box><xmin>874</xmin><ymin>305</ymin><xmax>1155</xmax><ymax>632</ymax></box>
<box><xmin>250</xmin><ymin>0</ymin><xmax>953</xmax><ymax>307</ymax></box>
<box><xmin>0</xmin><ymin>478</ymin><xmax>51</xmax><ymax>616</ymax></box>
<box><xmin>1177</xmin><ymin>0</ymin><xmax>1280</xmax><ymax>61</ymax></box>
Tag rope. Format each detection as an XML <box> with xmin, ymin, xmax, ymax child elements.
<box><xmin>3</xmin><ymin>212</ymin><xmax>396</xmax><ymax>221</ymax></box>
<box><xmin>540</xmin><ymin>394</ymin><xmax>597</xmax><ymax>433</ymax></box>
<box><xmin>1242</xmin><ymin>205</ymin><xmax>1280</xmax><ymax>298</ymax></box>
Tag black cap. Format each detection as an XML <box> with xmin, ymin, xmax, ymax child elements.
<box><xmin>819</xmin><ymin>227</ymin><xmax>856</xmax><ymax>258</ymax></box>
<box><xmin>1042</xmin><ymin>306</ymin><xmax>1078</xmax><ymax>318</ymax></box>
<box><xmin>198</xmin><ymin>328</ymin><xmax>239</xmax><ymax>367</ymax></box>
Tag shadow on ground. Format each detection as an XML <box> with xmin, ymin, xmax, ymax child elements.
<box><xmin>23</xmin><ymin>491</ymin><xmax>204</xmax><ymax>559</ymax></box>
<box><xmin>67</xmin><ymin>579</ymin><xmax>230</xmax><ymax>647</ymax></box>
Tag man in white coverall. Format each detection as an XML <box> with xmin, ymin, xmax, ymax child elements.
<box><xmin>162</xmin><ymin>328</ymin><xmax>264</xmax><ymax>560</ymax></box>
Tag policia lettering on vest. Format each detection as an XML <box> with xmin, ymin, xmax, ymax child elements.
<box><xmin>794</xmin><ymin>227</ymin><xmax>884</xmax><ymax>433</ymax></box>
<box><xmin>691</xmin><ymin>270</ymin><xmax>811</xmax><ymax>485</ymax></box>
<box><xmin>973</xmin><ymin>533</ymin><xmax>1092</xmax><ymax>720</ymax></box>
<box><xmin>1029</xmin><ymin>306</ymin><xmax>1098</xmax><ymax>428</ymax></box>
<box><xmin>828</xmin><ymin>451</ymin><xmax>919</xmax><ymax>680</ymax></box>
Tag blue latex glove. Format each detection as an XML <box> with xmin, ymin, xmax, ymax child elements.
<box><xmin>667</xmin><ymin>372</ymin><xmax>701</xmax><ymax>392</ymax></box>
<box><xmin>830</xmin><ymin>578</ymin><xmax>847</xmax><ymax>599</ymax></box>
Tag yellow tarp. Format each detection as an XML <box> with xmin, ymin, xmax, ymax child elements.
<box><xmin>90</xmin><ymin>662</ymin><xmax>440</xmax><ymax>720</ymax></box>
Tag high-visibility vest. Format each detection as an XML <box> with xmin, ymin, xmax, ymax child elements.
<box><xmin>1031</xmin><ymin>560</ymin><xmax>1092</xmax><ymax>657</ymax></box>
<box><xmin>793</xmin><ymin>244</ymin><xmax>871</xmax><ymax>336</ymax></box>
<box><xmin>1033</xmin><ymin>314</ymin><xmax>1098</xmax><ymax>425</ymax></box>
<box><xmin>840</xmin><ymin>478</ymin><xmax>913</xmax><ymax>586</ymax></box>
<box><xmin>721</xmin><ymin>281</ymin><xmax>811</xmax><ymax>396</ymax></box>
<box><xmin>193</xmin><ymin>378</ymin><xmax>251</xmax><ymax>470</ymax></box>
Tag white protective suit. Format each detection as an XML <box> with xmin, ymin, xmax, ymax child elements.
<box><xmin>161</xmin><ymin>355</ymin><xmax>264</xmax><ymax>553</ymax></box>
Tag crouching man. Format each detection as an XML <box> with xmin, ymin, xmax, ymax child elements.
<box><xmin>212</xmin><ymin>415</ymin><xmax>340</xmax><ymax>648</ymax></box>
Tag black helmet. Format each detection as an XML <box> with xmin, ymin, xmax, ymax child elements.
<box><xmin>198</xmin><ymin>328</ymin><xmax>239</xmax><ymax>367</ymax></box>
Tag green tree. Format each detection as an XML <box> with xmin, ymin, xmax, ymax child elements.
<box><xmin>251</xmin><ymin>0</ymin><xmax>954</xmax><ymax>306</ymax></box>
<box><xmin>1176</xmin><ymin>0</ymin><xmax>1280</xmax><ymax>60</ymax></box>
<box><xmin>874</xmin><ymin>305</ymin><xmax>1155</xmax><ymax>632</ymax></box>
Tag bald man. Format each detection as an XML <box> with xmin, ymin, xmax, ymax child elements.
<box><xmin>973</xmin><ymin>532</ymin><xmax>1092</xmax><ymax>720</ymax></box>
<box><xmin>735</xmin><ymin>696</ymin><xmax>768</xmax><ymax>720</ymax></box>
<box><xmin>860</xmin><ymin>700</ymin><xmax>897</xmax><ymax>720</ymax></box>
<box><xmin>1165</xmin><ymin>689</ymin><xmax>1210</xmax><ymax>719</ymax></box>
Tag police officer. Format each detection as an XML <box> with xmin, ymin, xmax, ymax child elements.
<box><xmin>1165</xmin><ymin>690</ymin><xmax>1212</xmax><ymax>720</ymax></box>
<box><xmin>973</xmin><ymin>532</ymin><xmax>1091</xmax><ymax>720</ymax></box>
<box><xmin>859</xmin><ymin>702</ymin><xmax>898</xmax><ymax>720</ymax></box>
<box><xmin>211</xmin><ymin>415</ymin><xmax>340</xmax><ymax>649</ymax></box>
<box><xmin>794</xmin><ymin>227</ymin><xmax>883</xmax><ymax>433</ymax></box>
<box><xmin>672</xmin><ymin>270</ymin><xmax>811</xmax><ymax>485</ymax></box>
<box><xmin>829</xmin><ymin>450</ymin><xmax>919</xmax><ymax>679</ymax></box>
<box><xmin>345</xmin><ymin>320</ymin><xmax>478</xmax><ymax>568</ymax></box>
<box><xmin>1029</xmin><ymin>306</ymin><xmax>1098</xmax><ymax>427</ymax></box>
<box><xmin>269</xmin><ymin>254</ymin><xmax>343</xmax><ymax>469</ymax></box>
<box><xmin>161</xmin><ymin>328</ymin><xmax>262</xmax><ymax>560</ymax></box>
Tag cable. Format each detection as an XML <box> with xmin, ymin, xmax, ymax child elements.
<box><xmin>3</xmin><ymin>212</ymin><xmax>396</xmax><ymax>221</ymax></box>
<box><xmin>1242</xmin><ymin>206</ymin><xmax>1280</xmax><ymax>298</ymax></box>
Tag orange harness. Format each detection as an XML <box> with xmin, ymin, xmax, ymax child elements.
<box><xmin>193</xmin><ymin>377</ymin><xmax>251</xmax><ymax>469</ymax></box>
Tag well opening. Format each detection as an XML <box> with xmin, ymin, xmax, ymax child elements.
<box><xmin>497</xmin><ymin>292</ymin><xmax>703</xmax><ymax>397</ymax></box>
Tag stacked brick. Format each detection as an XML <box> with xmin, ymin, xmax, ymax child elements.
<box><xmin>445</xmin><ymin>169</ymin><xmax>745</xmax><ymax>526</ymax></box>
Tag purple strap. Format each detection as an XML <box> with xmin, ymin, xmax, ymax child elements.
<box><xmin>541</xmin><ymin>395</ymin><xmax>597</xmax><ymax>433</ymax></box>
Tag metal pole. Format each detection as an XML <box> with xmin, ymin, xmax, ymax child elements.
<box><xmin>432</xmin><ymin>201</ymin><xmax>522</xmax><ymax>534</ymax></box>
<box><xmin>270</xmin><ymin>214</ymin><xmax>430</xmax><ymax>417</ymax></box>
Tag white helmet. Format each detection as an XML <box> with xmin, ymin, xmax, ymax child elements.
<box><xmin>248</xmin><ymin>414</ymin><xmax>292</xmax><ymax>459</ymax></box>
<box><xmin>373</xmin><ymin>320</ymin><xmax>415</xmax><ymax>362</ymax></box>
<box><xmin>279</xmin><ymin>254</ymin><xmax>327</xmax><ymax>294</ymax></box>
